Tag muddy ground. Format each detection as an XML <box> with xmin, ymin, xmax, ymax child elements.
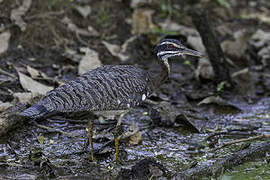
<box><xmin>0</xmin><ymin>0</ymin><xmax>270</xmax><ymax>179</ymax></box>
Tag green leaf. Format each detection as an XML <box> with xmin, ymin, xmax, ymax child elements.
<box><xmin>217</xmin><ymin>81</ymin><xmax>226</xmax><ymax>92</ymax></box>
<box><xmin>217</xmin><ymin>0</ymin><xmax>230</xmax><ymax>8</ymax></box>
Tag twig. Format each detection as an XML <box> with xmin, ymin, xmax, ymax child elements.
<box><xmin>31</xmin><ymin>122</ymin><xmax>78</xmax><ymax>138</ymax></box>
<box><xmin>214</xmin><ymin>134</ymin><xmax>270</xmax><ymax>151</ymax></box>
<box><xmin>0</xmin><ymin>68</ymin><xmax>17</xmax><ymax>79</ymax></box>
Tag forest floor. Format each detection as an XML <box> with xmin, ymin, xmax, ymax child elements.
<box><xmin>0</xmin><ymin>0</ymin><xmax>270</xmax><ymax>179</ymax></box>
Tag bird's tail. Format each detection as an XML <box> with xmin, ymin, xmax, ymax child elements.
<box><xmin>19</xmin><ymin>104</ymin><xmax>49</xmax><ymax>119</ymax></box>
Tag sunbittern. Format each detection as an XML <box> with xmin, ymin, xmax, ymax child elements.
<box><xmin>19</xmin><ymin>39</ymin><xmax>204</xmax><ymax>162</ymax></box>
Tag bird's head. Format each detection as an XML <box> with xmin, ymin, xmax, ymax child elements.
<box><xmin>154</xmin><ymin>39</ymin><xmax>204</xmax><ymax>62</ymax></box>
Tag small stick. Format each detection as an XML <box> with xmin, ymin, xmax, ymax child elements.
<box><xmin>214</xmin><ymin>134</ymin><xmax>270</xmax><ymax>151</ymax></box>
<box><xmin>31</xmin><ymin>122</ymin><xmax>77</xmax><ymax>138</ymax></box>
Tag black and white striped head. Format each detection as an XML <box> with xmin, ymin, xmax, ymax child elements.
<box><xmin>155</xmin><ymin>39</ymin><xmax>204</xmax><ymax>61</ymax></box>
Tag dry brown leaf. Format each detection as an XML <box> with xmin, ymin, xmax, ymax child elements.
<box><xmin>10</xmin><ymin>0</ymin><xmax>32</xmax><ymax>31</ymax></box>
<box><xmin>78</xmin><ymin>48</ymin><xmax>101</xmax><ymax>75</ymax></box>
<box><xmin>126</xmin><ymin>122</ymin><xmax>142</xmax><ymax>146</ymax></box>
<box><xmin>0</xmin><ymin>31</ymin><xmax>11</xmax><ymax>55</ymax></box>
<box><xmin>18</xmin><ymin>72</ymin><xmax>53</xmax><ymax>96</ymax></box>
<box><xmin>132</xmin><ymin>8</ymin><xmax>156</xmax><ymax>34</ymax></box>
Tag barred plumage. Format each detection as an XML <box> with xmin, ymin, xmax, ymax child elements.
<box><xmin>20</xmin><ymin>65</ymin><xmax>153</xmax><ymax>119</ymax></box>
<box><xmin>19</xmin><ymin>39</ymin><xmax>203</xmax><ymax>119</ymax></box>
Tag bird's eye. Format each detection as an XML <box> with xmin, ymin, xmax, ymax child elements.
<box><xmin>168</xmin><ymin>44</ymin><xmax>174</xmax><ymax>48</ymax></box>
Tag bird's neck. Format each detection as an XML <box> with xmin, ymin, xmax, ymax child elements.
<box><xmin>153</xmin><ymin>59</ymin><xmax>170</xmax><ymax>88</ymax></box>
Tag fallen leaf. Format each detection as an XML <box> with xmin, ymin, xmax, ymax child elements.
<box><xmin>0</xmin><ymin>31</ymin><xmax>11</xmax><ymax>55</ymax></box>
<box><xmin>13</xmin><ymin>92</ymin><xmax>33</xmax><ymax>104</ymax></box>
<box><xmin>62</xmin><ymin>16</ymin><xmax>99</xmax><ymax>37</ymax></box>
<box><xmin>102</xmin><ymin>41</ymin><xmax>120</xmax><ymax>57</ymax></box>
<box><xmin>87</xmin><ymin>26</ymin><xmax>99</xmax><ymax>36</ymax></box>
<box><xmin>0</xmin><ymin>102</ymin><xmax>13</xmax><ymax>112</ymax></box>
<box><xmin>74</xmin><ymin>5</ymin><xmax>91</xmax><ymax>18</ymax></box>
<box><xmin>78</xmin><ymin>48</ymin><xmax>101</xmax><ymax>75</ymax></box>
<box><xmin>132</xmin><ymin>8</ymin><xmax>156</xmax><ymax>34</ymax></box>
<box><xmin>102</xmin><ymin>36</ymin><xmax>137</xmax><ymax>62</ymax></box>
<box><xmin>126</xmin><ymin>122</ymin><xmax>142</xmax><ymax>146</ymax></box>
<box><xmin>195</xmin><ymin>58</ymin><xmax>215</xmax><ymax>80</ymax></box>
<box><xmin>27</xmin><ymin>66</ymin><xmax>40</xmax><ymax>78</ymax></box>
<box><xmin>10</xmin><ymin>0</ymin><xmax>32</xmax><ymax>31</ymax></box>
<box><xmin>197</xmin><ymin>96</ymin><xmax>242</xmax><ymax>112</ymax></box>
<box><xmin>18</xmin><ymin>72</ymin><xmax>53</xmax><ymax>96</ymax></box>
<box><xmin>198</xmin><ymin>96</ymin><xmax>227</xmax><ymax>106</ymax></box>
<box><xmin>62</xmin><ymin>48</ymin><xmax>81</xmax><ymax>63</ymax></box>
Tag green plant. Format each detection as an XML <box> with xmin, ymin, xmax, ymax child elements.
<box><xmin>216</xmin><ymin>0</ymin><xmax>230</xmax><ymax>8</ymax></box>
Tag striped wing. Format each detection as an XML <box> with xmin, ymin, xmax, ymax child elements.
<box><xmin>20</xmin><ymin>65</ymin><xmax>152</xmax><ymax>119</ymax></box>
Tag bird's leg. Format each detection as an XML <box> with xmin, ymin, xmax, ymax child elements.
<box><xmin>88</xmin><ymin>120</ymin><xmax>94</xmax><ymax>161</ymax></box>
<box><xmin>113</xmin><ymin>111</ymin><xmax>128</xmax><ymax>163</ymax></box>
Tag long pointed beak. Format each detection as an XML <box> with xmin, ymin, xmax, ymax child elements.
<box><xmin>182</xmin><ymin>47</ymin><xmax>205</xmax><ymax>58</ymax></box>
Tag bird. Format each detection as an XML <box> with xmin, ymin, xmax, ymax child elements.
<box><xmin>19</xmin><ymin>38</ymin><xmax>204</xmax><ymax>161</ymax></box>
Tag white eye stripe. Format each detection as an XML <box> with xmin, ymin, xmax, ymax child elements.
<box><xmin>160</xmin><ymin>42</ymin><xmax>182</xmax><ymax>48</ymax></box>
<box><xmin>157</xmin><ymin>51</ymin><xmax>181</xmax><ymax>56</ymax></box>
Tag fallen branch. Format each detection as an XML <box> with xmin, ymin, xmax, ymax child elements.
<box><xmin>176</xmin><ymin>141</ymin><xmax>270</xmax><ymax>179</ymax></box>
<box><xmin>214</xmin><ymin>134</ymin><xmax>270</xmax><ymax>151</ymax></box>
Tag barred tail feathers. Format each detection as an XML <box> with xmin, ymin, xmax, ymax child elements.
<box><xmin>19</xmin><ymin>104</ymin><xmax>49</xmax><ymax>119</ymax></box>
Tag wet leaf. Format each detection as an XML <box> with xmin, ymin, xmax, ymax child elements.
<box><xmin>175</xmin><ymin>114</ymin><xmax>201</xmax><ymax>133</ymax></box>
<box><xmin>197</xmin><ymin>96</ymin><xmax>242</xmax><ymax>112</ymax></box>
<box><xmin>74</xmin><ymin>5</ymin><xmax>91</xmax><ymax>18</ymax></box>
<box><xmin>0</xmin><ymin>31</ymin><xmax>11</xmax><ymax>55</ymax></box>
<box><xmin>18</xmin><ymin>72</ymin><xmax>53</xmax><ymax>96</ymax></box>
<box><xmin>78</xmin><ymin>48</ymin><xmax>101</xmax><ymax>75</ymax></box>
<box><xmin>10</xmin><ymin>0</ymin><xmax>32</xmax><ymax>31</ymax></box>
<box><xmin>198</xmin><ymin>96</ymin><xmax>227</xmax><ymax>106</ymax></box>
